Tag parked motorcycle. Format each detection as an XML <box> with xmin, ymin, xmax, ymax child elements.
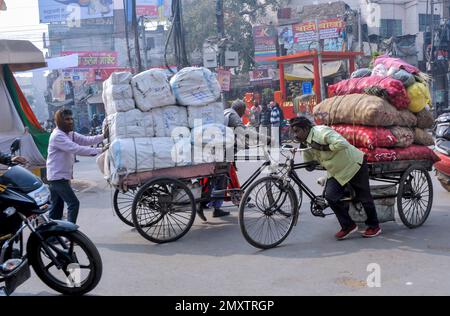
<box><xmin>0</xmin><ymin>141</ymin><xmax>102</xmax><ymax>295</ymax></box>
<box><xmin>434</xmin><ymin>113</ymin><xmax>450</xmax><ymax>192</ymax></box>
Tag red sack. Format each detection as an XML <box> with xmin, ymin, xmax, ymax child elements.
<box><xmin>359</xmin><ymin>148</ymin><xmax>398</xmax><ymax>163</ymax></box>
<box><xmin>333</xmin><ymin>125</ymin><xmax>397</xmax><ymax>150</ymax></box>
<box><xmin>394</xmin><ymin>145</ymin><xmax>441</xmax><ymax>163</ymax></box>
<box><xmin>359</xmin><ymin>146</ymin><xmax>441</xmax><ymax>163</ymax></box>
<box><xmin>328</xmin><ymin>76</ymin><xmax>410</xmax><ymax>110</ymax></box>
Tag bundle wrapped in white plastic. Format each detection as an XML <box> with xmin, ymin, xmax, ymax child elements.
<box><xmin>187</xmin><ymin>102</ymin><xmax>224</xmax><ymax>128</ymax></box>
<box><xmin>152</xmin><ymin>105</ymin><xmax>189</xmax><ymax>137</ymax></box>
<box><xmin>102</xmin><ymin>74</ymin><xmax>135</xmax><ymax>116</ymax></box>
<box><xmin>172</xmin><ymin>137</ymin><xmax>193</xmax><ymax>167</ymax></box>
<box><xmin>108</xmin><ymin>72</ymin><xmax>133</xmax><ymax>85</ymax></box>
<box><xmin>131</xmin><ymin>69</ymin><xmax>176</xmax><ymax>111</ymax></box>
<box><xmin>103</xmin><ymin>84</ymin><xmax>133</xmax><ymax>100</ymax></box>
<box><xmin>152</xmin><ymin>137</ymin><xmax>177</xmax><ymax>169</ymax></box>
<box><xmin>170</xmin><ymin>67</ymin><xmax>221</xmax><ymax>106</ymax></box>
<box><xmin>192</xmin><ymin>124</ymin><xmax>235</xmax><ymax>149</ymax></box>
<box><xmin>106</xmin><ymin>109</ymin><xmax>155</xmax><ymax>141</ymax></box>
<box><xmin>108</xmin><ymin>137</ymin><xmax>155</xmax><ymax>178</ymax></box>
<box><xmin>106</xmin><ymin>137</ymin><xmax>186</xmax><ymax>184</ymax></box>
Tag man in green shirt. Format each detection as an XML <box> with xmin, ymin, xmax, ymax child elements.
<box><xmin>290</xmin><ymin>117</ymin><xmax>382</xmax><ymax>240</ymax></box>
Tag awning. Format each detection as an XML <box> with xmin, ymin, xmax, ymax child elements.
<box><xmin>285</xmin><ymin>61</ymin><xmax>343</xmax><ymax>80</ymax></box>
<box><xmin>0</xmin><ymin>40</ymin><xmax>46</xmax><ymax>71</ymax></box>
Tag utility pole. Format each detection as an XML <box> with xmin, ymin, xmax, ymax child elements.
<box><xmin>141</xmin><ymin>16</ymin><xmax>148</xmax><ymax>69</ymax></box>
<box><xmin>216</xmin><ymin>0</ymin><xmax>226</xmax><ymax>103</ymax></box>
<box><xmin>131</xmin><ymin>0</ymin><xmax>143</xmax><ymax>72</ymax></box>
<box><xmin>315</xmin><ymin>18</ymin><xmax>326</xmax><ymax>102</ymax></box>
<box><xmin>358</xmin><ymin>9</ymin><xmax>363</xmax><ymax>53</ymax></box>
<box><xmin>124</xmin><ymin>0</ymin><xmax>133</xmax><ymax>70</ymax></box>
<box><xmin>216</xmin><ymin>0</ymin><xmax>225</xmax><ymax>68</ymax></box>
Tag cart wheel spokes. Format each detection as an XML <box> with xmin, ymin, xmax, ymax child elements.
<box><xmin>113</xmin><ymin>189</ymin><xmax>137</xmax><ymax>227</ymax></box>
<box><xmin>132</xmin><ymin>178</ymin><xmax>196</xmax><ymax>244</ymax></box>
<box><xmin>239</xmin><ymin>177</ymin><xmax>298</xmax><ymax>250</ymax></box>
<box><xmin>397</xmin><ymin>166</ymin><xmax>433</xmax><ymax>229</ymax></box>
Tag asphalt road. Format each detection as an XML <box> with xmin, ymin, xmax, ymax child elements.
<box><xmin>14</xmin><ymin>156</ymin><xmax>450</xmax><ymax>296</ymax></box>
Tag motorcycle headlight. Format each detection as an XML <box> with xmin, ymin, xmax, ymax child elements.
<box><xmin>27</xmin><ymin>185</ymin><xmax>50</xmax><ymax>206</ymax></box>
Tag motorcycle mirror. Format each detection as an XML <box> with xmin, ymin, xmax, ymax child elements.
<box><xmin>10</xmin><ymin>139</ymin><xmax>21</xmax><ymax>155</ymax></box>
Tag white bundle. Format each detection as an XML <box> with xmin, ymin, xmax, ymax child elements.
<box><xmin>170</xmin><ymin>67</ymin><xmax>221</xmax><ymax>106</ymax></box>
<box><xmin>108</xmin><ymin>72</ymin><xmax>133</xmax><ymax>85</ymax></box>
<box><xmin>108</xmin><ymin>137</ymin><xmax>155</xmax><ymax>177</ymax></box>
<box><xmin>152</xmin><ymin>105</ymin><xmax>189</xmax><ymax>137</ymax></box>
<box><xmin>106</xmin><ymin>109</ymin><xmax>155</xmax><ymax>141</ymax></box>
<box><xmin>152</xmin><ymin>137</ymin><xmax>177</xmax><ymax>169</ymax></box>
<box><xmin>103</xmin><ymin>84</ymin><xmax>133</xmax><ymax>100</ymax></box>
<box><xmin>187</xmin><ymin>102</ymin><xmax>224</xmax><ymax>128</ymax></box>
<box><xmin>172</xmin><ymin>137</ymin><xmax>193</xmax><ymax>167</ymax></box>
<box><xmin>102</xmin><ymin>74</ymin><xmax>135</xmax><ymax>116</ymax></box>
<box><xmin>191</xmin><ymin>124</ymin><xmax>235</xmax><ymax>149</ymax></box>
<box><xmin>131</xmin><ymin>69</ymin><xmax>176</xmax><ymax>111</ymax></box>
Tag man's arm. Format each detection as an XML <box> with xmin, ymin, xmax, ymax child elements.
<box><xmin>303</xmin><ymin>149</ymin><xmax>314</xmax><ymax>163</ymax></box>
<box><xmin>73</xmin><ymin>132</ymin><xmax>104</xmax><ymax>147</ymax></box>
<box><xmin>324</xmin><ymin>129</ymin><xmax>350</xmax><ymax>152</ymax></box>
<box><xmin>53</xmin><ymin>133</ymin><xmax>102</xmax><ymax>157</ymax></box>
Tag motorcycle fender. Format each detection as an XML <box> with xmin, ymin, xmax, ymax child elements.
<box><xmin>26</xmin><ymin>221</ymin><xmax>79</xmax><ymax>263</ymax></box>
<box><xmin>34</xmin><ymin>220</ymin><xmax>79</xmax><ymax>234</ymax></box>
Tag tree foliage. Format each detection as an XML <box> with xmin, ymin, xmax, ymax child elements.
<box><xmin>183</xmin><ymin>0</ymin><xmax>281</xmax><ymax>72</ymax></box>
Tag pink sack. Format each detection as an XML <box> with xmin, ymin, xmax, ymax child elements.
<box><xmin>394</xmin><ymin>145</ymin><xmax>441</xmax><ymax>163</ymax></box>
<box><xmin>374</xmin><ymin>56</ymin><xmax>420</xmax><ymax>75</ymax></box>
<box><xmin>359</xmin><ymin>146</ymin><xmax>440</xmax><ymax>163</ymax></box>
<box><xmin>333</xmin><ymin>125</ymin><xmax>398</xmax><ymax>150</ymax></box>
<box><xmin>328</xmin><ymin>76</ymin><xmax>410</xmax><ymax>110</ymax></box>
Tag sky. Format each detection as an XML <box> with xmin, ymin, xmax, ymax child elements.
<box><xmin>0</xmin><ymin>0</ymin><xmax>48</xmax><ymax>52</ymax></box>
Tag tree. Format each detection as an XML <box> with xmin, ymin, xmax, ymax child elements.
<box><xmin>183</xmin><ymin>0</ymin><xmax>281</xmax><ymax>72</ymax></box>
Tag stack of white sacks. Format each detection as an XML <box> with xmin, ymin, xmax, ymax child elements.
<box><xmin>99</xmin><ymin>67</ymin><xmax>231</xmax><ymax>185</ymax></box>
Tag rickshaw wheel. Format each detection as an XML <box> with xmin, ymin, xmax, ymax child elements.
<box><xmin>397</xmin><ymin>165</ymin><xmax>433</xmax><ymax>229</ymax></box>
<box><xmin>239</xmin><ymin>177</ymin><xmax>299</xmax><ymax>250</ymax></box>
<box><xmin>113</xmin><ymin>188</ymin><xmax>137</xmax><ymax>227</ymax></box>
<box><xmin>132</xmin><ymin>178</ymin><xmax>196</xmax><ymax>244</ymax></box>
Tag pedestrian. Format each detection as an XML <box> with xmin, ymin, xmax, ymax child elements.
<box><xmin>270</xmin><ymin>101</ymin><xmax>284</xmax><ymax>146</ymax></box>
<box><xmin>46</xmin><ymin>108</ymin><xmax>108</xmax><ymax>224</ymax></box>
<box><xmin>260</xmin><ymin>103</ymin><xmax>272</xmax><ymax>139</ymax></box>
<box><xmin>249</xmin><ymin>104</ymin><xmax>261</xmax><ymax>131</ymax></box>
<box><xmin>289</xmin><ymin>116</ymin><xmax>382</xmax><ymax>240</ymax></box>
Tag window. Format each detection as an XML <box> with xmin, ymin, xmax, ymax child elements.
<box><xmin>419</xmin><ymin>14</ymin><xmax>441</xmax><ymax>32</ymax></box>
<box><xmin>380</xmin><ymin>19</ymin><xmax>402</xmax><ymax>38</ymax></box>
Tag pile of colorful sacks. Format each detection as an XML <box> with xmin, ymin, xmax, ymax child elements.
<box><xmin>314</xmin><ymin>56</ymin><xmax>440</xmax><ymax>163</ymax></box>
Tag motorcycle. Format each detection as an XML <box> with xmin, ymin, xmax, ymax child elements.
<box><xmin>434</xmin><ymin>113</ymin><xmax>450</xmax><ymax>192</ymax></box>
<box><xmin>0</xmin><ymin>140</ymin><xmax>102</xmax><ymax>296</ymax></box>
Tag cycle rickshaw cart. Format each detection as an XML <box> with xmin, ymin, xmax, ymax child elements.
<box><xmin>112</xmin><ymin>149</ymin><xmax>298</xmax><ymax>244</ymax></box>
<box><xmin>238</xmin><ymin>146</ymin><xmax>435</xmax><ymax>250</ymax></box>
<box><xmin>112</xmin><ymin>162</ymin><xmax>235</xmax><ymax>243</ymax></box>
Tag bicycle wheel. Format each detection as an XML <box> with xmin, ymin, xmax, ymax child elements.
<box><xmin>239</xmin><ymin>177</ymin><xmax>299</xmax><ymax>249</ymax></box>
<box><xmin>397</xmin><ymin>165</ymin><xmax>433</xmax><ymax>229</ymax></box>
<box><xmin>132</xmin><ymin>178</ymin><xmax>196</xmax><ymax>244</ymax></box>
<box><xmin>113</xmin><ymin>188</ymin><xmax>137</xmax><ymax>227</ymax></box>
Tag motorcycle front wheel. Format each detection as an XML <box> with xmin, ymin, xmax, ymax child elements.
<box><xmin>28</xmin><ymin>230</ymin><xmax>102</xmax><ymax>296</ymax></box>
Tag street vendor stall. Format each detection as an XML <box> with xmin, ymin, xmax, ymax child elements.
<box><xmin>271</xmin><ymin>50</ymin><xmax>363</xmax><ymax>103</ymax></box>
<box><xmin>0</xmin><ymin>40</ymin><xmax>49</xmax><ymax>179</ymax></box>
